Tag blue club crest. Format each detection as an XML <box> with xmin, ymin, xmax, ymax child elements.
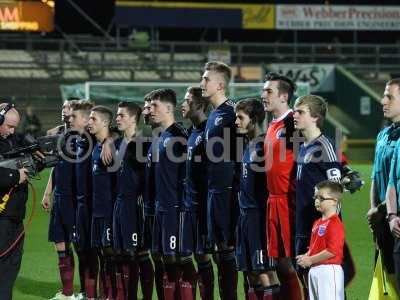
<box><xmin>318</xmin><ymin>225</ymin><xmax>327</xmax><ymax>236</ymax></box>
<box><xmin>195</xmin><ymin>135</ymin><xmax>202</xmax><ymax>146</ymax></box>
<box><xmin>215</xmin><ymin>116</ymin><xmax>223</xmax><ymax>126</ymax></box>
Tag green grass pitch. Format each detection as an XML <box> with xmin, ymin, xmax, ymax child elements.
<box><xmin>12</xmin><ymin>165</ymin><xmax>374</xmax><ymax>299</ymax></box>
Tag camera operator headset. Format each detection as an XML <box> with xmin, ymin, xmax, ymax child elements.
<box><xmin>0</xmin><ymin>102</ymin><xmax>31</xmax><ymax>300</ymax></box>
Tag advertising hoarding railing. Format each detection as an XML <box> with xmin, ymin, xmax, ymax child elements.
<box><xmin>0</xmin><ymin>36</ymin><xmax>399</xmax><ymax>78</ymax></box>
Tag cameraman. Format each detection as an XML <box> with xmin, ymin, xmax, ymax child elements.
<box><xmin>0</xmin><ymin>104</ymin><xmax>29</xmax><ymax>300</ymax></box>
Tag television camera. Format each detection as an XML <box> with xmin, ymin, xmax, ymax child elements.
<box><xmin>0</xmin><ymin>134</ymin><xmax>64</xmax><ymax>177</ymax></box>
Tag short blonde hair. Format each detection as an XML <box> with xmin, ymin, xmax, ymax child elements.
<box><xmin>204</xmin><ymin>61</ymin><xmax>232</xmax><ymax>88</ymax></box>
<box><xmin>294</xmin><ymin>95</ymin><xmax>327</xmax><ymax>129</ymax></box>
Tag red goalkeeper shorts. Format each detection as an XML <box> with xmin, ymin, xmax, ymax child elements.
<box><xmin>267</xmin><ymin>194</ymin><xmax>295</xmax><ymax>258</ymax></box>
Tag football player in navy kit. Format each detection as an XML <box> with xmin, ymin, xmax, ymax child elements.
<box><xmin>88</xmin><ymin>106</ymin><xmax>119</xmax><ymax>299</ymax></box>
<box><xmin>200</xmin><ymin>61</ymin><xmax>238</xmax><ymax>299</ymax></box>
<box><xmin>149</xmin><ymin>88</ymin><xmax>188</xmax><ymax>299</ymax></box>
<box><xmin>235</xmin><ymin>99</ymin><xmax>280</xmax><ymax>300</ymax></box>
<box><xmin>293</xmin><ymin>95</ymin><xmax>342</xmax><ymax>257</ymax></box>
<box><xmin>293</xmin><ymin>95</ymin><xmax>342</xmax><ymax>290</ymax></box>
<box><xmin>43</xmin><ymin>99</ymin><xmax>79</xmax><ymax>300</ymax></box>
<box><xmin>180</xmin><ymin>86</ymin><xmax>214</xmax><ymax>299</ymax></box>
<box><xmin>69</xmin><ymin>100</ymin><xmax>99</xmax><ymax>300</ymax></box>
<box><xmin>114</xmin><ymin>101</ymin><xmax>152</xmax><ymax>299</ymax></box>
<box><xmin>139</xmin><ymin>91</ymin><xmax>165</xmax><ymax>300</ymax></box>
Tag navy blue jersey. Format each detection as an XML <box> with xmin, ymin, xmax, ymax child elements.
<box><xmin>54</xmin><ymin>132</ymin><xmax>76</xmax><ymax>197</ymax></box>
<box><xmin>295</xmin><ymin>134</ymin><xmax>342</xmax><ymax>237</ymax></box>
<box><xmin>184</xmin><ymin>121</ymin><xmax>208</xmax><ymax>209</ymax></box>
<box><xmin>75</xmin><ymin>133</ymin><xmax>95</xmax><ymax>204</ymax></box>
<box><xmin>117</xmin><ymin>138</ymin><xmax>145</xmax><ymax>199</ymax></box>
<box><xmin>154</xmin><ymin>123</ymin><xmax>188</xmax><ymax>212</ymax></box>
<box><xmin>91</xmin><ymin>140</ymin><xmax>118</xmax><ymax>218</ymax></box>
<box><xmin>204</xmin><ymin>100</ymin><xmax>236</xmax><ymax>191</ymax></box>
<box><xmin>239</xmin><ymin>138</ymin><xmax>267</xmax><ymax>210</ymax></box>
<box><xmin>54</xmin><ymin>159</ymin><xmax>75</xmax><ymax>196</ymax></box>
<box><xmin>144</xmin><ymin>139</ymin><xmax>156</xmax><ymax>216</ymax></box>
<box><xmin>371</xmin><ymin>124</ymin><xmax>400</xmax><ymax>204</ymax></box>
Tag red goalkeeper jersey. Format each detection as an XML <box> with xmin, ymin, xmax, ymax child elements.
<box><xmin>264</xmin><ymin>110</ymin><xmax>296</xmax><ymax>195</ymax></box>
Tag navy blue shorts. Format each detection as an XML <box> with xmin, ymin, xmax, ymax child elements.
<box><xmin>179</xmin><ymin>208</ymin><xmax>211</xmax><ymax>256</ymax></box>
<box><xmin>152</xmin><ymin>209</ymin><xmax>179</xmax><ymax>256</ymax></box>
<box><xmin>236</xmin><ymin>209</ymin><xmax>273</xmax><ymax>272</ymax></box>
<box><xmin>137</xmin><ymin>196</ymin><xmax>153</xmax><ymax>251</ymax></box>
<box><xmin>113</xmin><ymin>198</ymin><xmax>140</xmax><ymax>252</ymax></box>
<box><xmin>72</xmin><ymin>201</ymin><xmax>92</xmax><ymax>250</ymax></box>
<box><xmin>207</xmin><ymin>189</ymin><xmax>236</xmax><ymax>249</ymax></box>
<box><xmin>91</xmin><ymin>217</ymin><xmax>113</xmax><ymax>249</ymax></box>
<box><xmin>139</xmin><ymin>214</ymin><xmax>154</xmax><ymax>251</ymax></box>
<box><xmin>48</xmin><ymin>195</ymin><xmax>75</xmax><ymax>243</ymax></box>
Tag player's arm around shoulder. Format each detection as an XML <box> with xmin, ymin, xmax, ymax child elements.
<box><xmin>101</xmin><ymin>135</ymin><xmax>120</xmax><ymax>166</ymax></box>
<box><xmin>46</xmin><ymin>125</ymin><xmax>63</xmax><ymax>136</ymax></box>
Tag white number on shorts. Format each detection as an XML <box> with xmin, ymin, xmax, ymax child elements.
<box><xmin>187</xmin><ymin>147</ymin><xmax>193</xmax><ymax>161</ymax></box>
<box><xmin>256</xmin><ymin>250</ymin><xmax>264</xmax><ymax>265</ymax></box>
<box><xmin>106</xmin><ymin>228</ymin><xmax>111</xmax><ymax>242</ymax></box>
<box><xmin>170</xmin><ymin>235</ymin><xmax>176</xmax><ymax>250</ymax></box>
<box><xmin>132</xmin><ymin>233</ymin><xmax>138</xmax><ymax>246</ymax></box>
<box><xmin>242</xmin><ymin>163</ymin><xmax>248</xmax><ymax>178</ymax></box>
